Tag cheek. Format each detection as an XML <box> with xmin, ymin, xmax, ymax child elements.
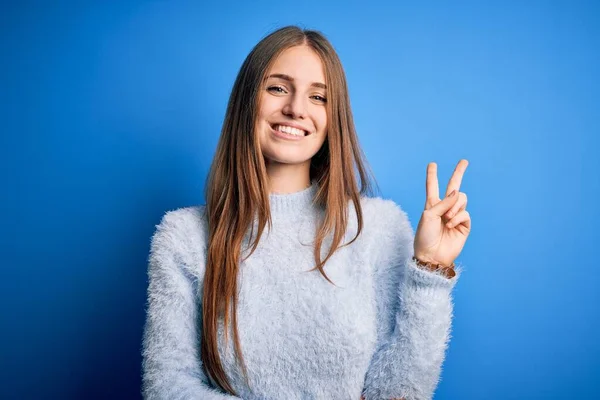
<box><xmin>317</xmin><ymin>110</ymin><xmax>327</xmax><ymax>134</ymax></box>
<box><xmin>257</xmin><ymin>104</ymin><xmax>274</xmax><ymax>136</ymax></box>
<box><xmin>259</xmin><ymin>96</ymin><xmax>282</xmax><ymax>117</ymax></box>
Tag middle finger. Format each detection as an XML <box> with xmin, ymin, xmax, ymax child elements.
<box><xmin>445</xmin><ymin>159</ymin><xmax>469</xmax><ymax>197</ymax></box>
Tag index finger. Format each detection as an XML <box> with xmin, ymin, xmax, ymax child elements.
<box><xmin>426</xmin><ymin>162</ymin><xmax>440</xmax><ymax>204</ymax></box>
<box><xmin>445</xmin><ymin>159</ymin><xmax>469</xmax><ymax>197</ymax></box>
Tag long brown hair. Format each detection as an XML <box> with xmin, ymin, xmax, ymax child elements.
<box><xmin>201</xmin><ymin>25</ymin><xmax>375</xmax><ymax>395</ymax></box>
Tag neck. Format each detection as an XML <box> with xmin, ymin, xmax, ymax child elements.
<box><xmin>265</xmin><ymin>160</ymin><xmax>311</xmax><ymax>194</ymax></box>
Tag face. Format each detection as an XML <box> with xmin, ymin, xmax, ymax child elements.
<box><xmin>256</xmin><ymin>45</ymin><xmax>328</xmax><ymax>168</ymax></box>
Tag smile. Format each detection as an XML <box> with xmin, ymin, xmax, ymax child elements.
<box><xmin>271</xmin><ymin>124</ymin><xmax>310</xmax><ymax>138</ymax></box>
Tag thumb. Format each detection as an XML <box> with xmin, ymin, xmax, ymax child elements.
<box><xmin>428</xmin><ymin>190</ymin><xmax>460</xmax><ymax>217</ymax></box>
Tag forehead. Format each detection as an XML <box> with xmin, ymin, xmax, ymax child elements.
<box><xmin>268</xmin><ymin>45</ymin><xmax>326</xmax><ymax>84</ymax></box>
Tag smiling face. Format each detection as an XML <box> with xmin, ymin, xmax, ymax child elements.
<box><xmin>256</xmin><ymin>45</ymin><xmax>328</xmax><ymax>169</ymax></box>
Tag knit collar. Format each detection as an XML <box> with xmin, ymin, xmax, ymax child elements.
<box><xmin>268</xmin><ymin>181</ymin><xmax>319</xmax><ymax>217</ymax></box>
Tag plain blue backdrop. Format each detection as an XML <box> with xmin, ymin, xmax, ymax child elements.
<box><xmin>2</xmin><ymin>1</ymin><xmax>599</xmax><ymax>399</ymax></box>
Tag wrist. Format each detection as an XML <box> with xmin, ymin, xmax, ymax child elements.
<box><xmin>413</xmin><ymin>251</ymin><xmax>454</xmax><ymax>268</ymax></box>
<box><xmin>412</xmin><ymin>255</ymin><xmax>456</xmax><ymax>279</ymax></box>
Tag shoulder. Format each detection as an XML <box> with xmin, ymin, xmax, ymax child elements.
<box><xmin>357</xmin><ymin>196</ymin><xmax>415</xmax><ymax>268</ymax></box>
<box><xmin>153</xmin><ymin>205</ymin><xmax>207</xmax><ymax>240</ymax></box>
<box><xmin>359</xmin><ymin>196</ymin><xmax>414</xmax><ymax>238</ymax></box>
<box><xmin>150</xmin><ymin>205</ymin><xmax>208</xmax><ymax>277</ymax></box>
<box><xmin>152</xmin><ymin>206</ymin><xmax>208</xmax><ymax>248</ymax></box>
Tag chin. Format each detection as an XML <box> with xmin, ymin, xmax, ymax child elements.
<box><xmin>260</xmin><ymin>143</ymin><xmax>319</xmax><ymax>167</ymax></box>
<box><xmin>263</xmin><ymin>153</ymin><xmax>313</xmax><ymax>166</ymax></box>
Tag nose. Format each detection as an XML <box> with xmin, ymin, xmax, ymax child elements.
<box><xmin>282</xmin><ymin>93</ymin><xmax>307</xmax><ymax>119</ymax></box>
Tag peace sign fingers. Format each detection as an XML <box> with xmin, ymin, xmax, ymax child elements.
<box><xmin>417</xmin><ymin>159</ymin><xmax>472</xmax><ymax>267</ymax></box>
<box><xmin>445</xmin><ymin>159</ymin><xmax>469</xmax><ymax>197</ymax></box>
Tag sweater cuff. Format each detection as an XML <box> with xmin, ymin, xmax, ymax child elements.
<box><xmin>405</xmin><ymin>257</ymin><xmax>462</xmax><ymax>291</ymax></box>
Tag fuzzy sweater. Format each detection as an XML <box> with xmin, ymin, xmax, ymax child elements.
<box><xmin>141</xmin><ymin>183</ymin><xmax>462</xmax><ymax>400</ymax></box>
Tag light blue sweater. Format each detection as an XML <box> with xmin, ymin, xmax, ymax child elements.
<box><xmin>141</xmin><ymin>183</ymin><xmax>461</xmax><ymax>399</ymax></box>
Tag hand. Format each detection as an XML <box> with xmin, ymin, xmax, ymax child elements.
<box><xmin>413</xmin><ymin>159</ymin><xmax>471</xmax><ymax>267</ymax></box>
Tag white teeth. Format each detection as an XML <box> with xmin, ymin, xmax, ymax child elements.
<box><xmin>274</xmin><ymin>124</ymin><xmax>306</xmax><ymax>136</ymax></box>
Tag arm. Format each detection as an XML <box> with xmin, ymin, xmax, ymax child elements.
<box><xmin>362</xmin><ymin>202</ymin><xmax>460</xmax><ymax>400</ymax></box>
<box><xmin>142</xmin><ymin>211</ymin><xmax>240</xmax><ymax>399</ymax></box>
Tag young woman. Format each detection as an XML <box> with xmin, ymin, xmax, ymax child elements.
<box><xmin>142</xmin><ymin>26</ymin><xmax>471</xmax><ymax>400</ymax></box>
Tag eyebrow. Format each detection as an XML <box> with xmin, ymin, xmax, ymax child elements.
<box><xmin>266</xmin><ymin>73</ymin><xmax>327</xmax><ymax>90</ymax></box>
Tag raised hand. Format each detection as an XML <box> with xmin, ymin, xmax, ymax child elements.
<box><xmin>413</xmin><ymin>159</ymin><xmax>471</xmax><ymax>267</ymax></box>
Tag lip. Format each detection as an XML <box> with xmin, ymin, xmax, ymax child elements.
<box><xmin>270</xmin><ymin>122</ymin><xmax>311</xmax><ymax>136</ymax></box>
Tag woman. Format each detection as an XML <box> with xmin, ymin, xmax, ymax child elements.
<box><xmin>142</xmin><ymin>25</ymin><xmax>471</xmax><ymax>400</ymax></box>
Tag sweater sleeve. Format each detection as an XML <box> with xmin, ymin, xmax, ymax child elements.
<box><xmin>141</xmin><ymin>210</ymin><xmax>240</xmax><ymax>399</ymax></box>
<box><xmin>362</xmin><ymin>200</ymin><xmax>461</xmax><ymax>400</ymax></box>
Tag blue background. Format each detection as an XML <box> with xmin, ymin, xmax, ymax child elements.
<box><xmin>2</xmin><ymin>1</ymin><xmax>599</xmax><ymax>399</ymax></box>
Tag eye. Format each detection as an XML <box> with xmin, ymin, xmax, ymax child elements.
<box><xmin>311</xmin><ymin>95</ymin><xmax>327</xmax><ymax>103</ymax></box>
<box><xmin>267</xmin><ymin>85</ymin><xmax>287</xmax><ymax>94</ymax></box>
